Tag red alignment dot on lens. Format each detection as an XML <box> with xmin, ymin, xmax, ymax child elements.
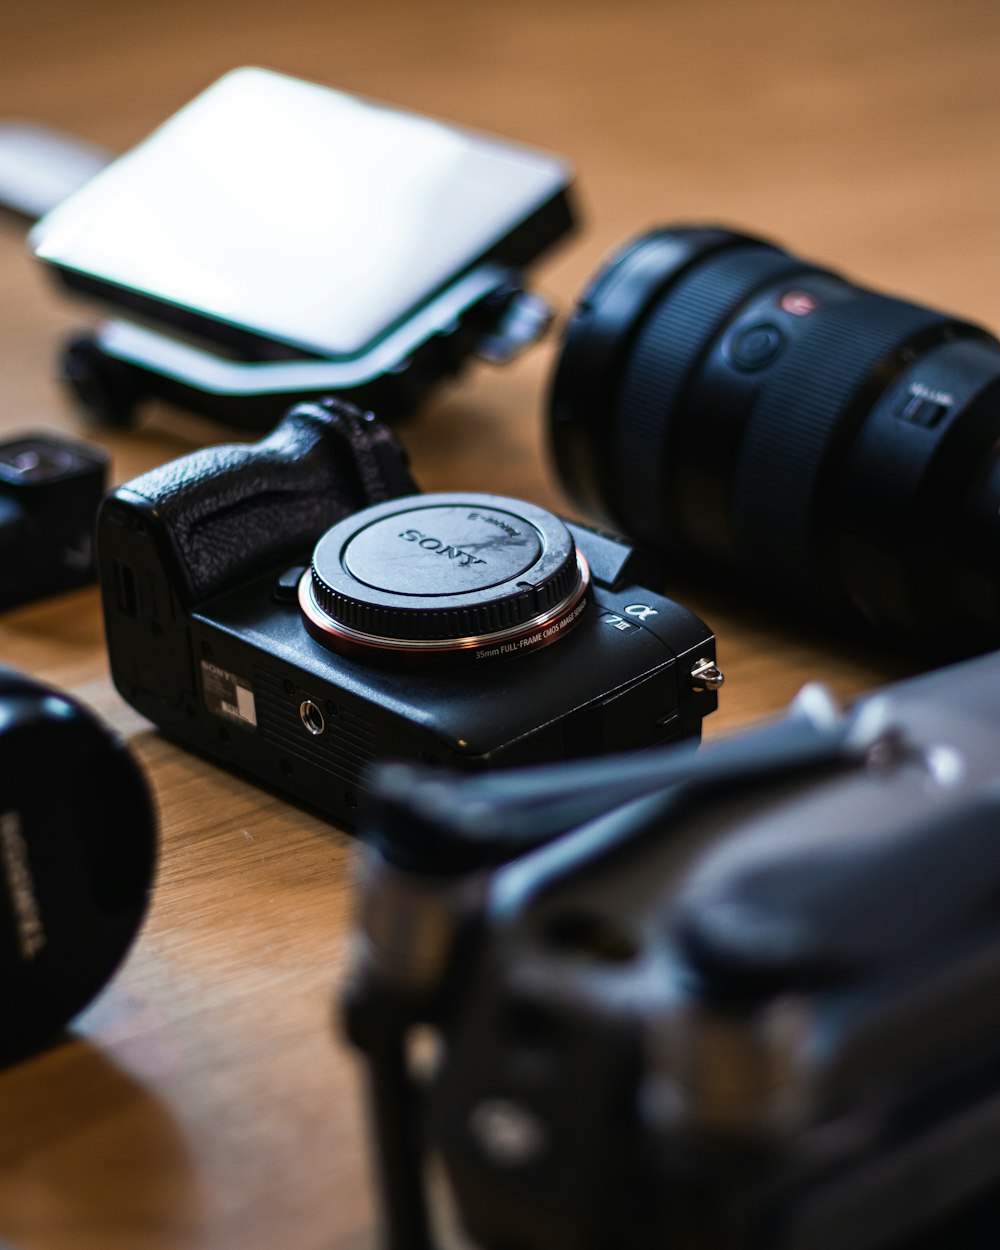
<box><xmin>780</xmin><ymin>291</ymin><xmax>819</xmax><ymax>316</ymax></box>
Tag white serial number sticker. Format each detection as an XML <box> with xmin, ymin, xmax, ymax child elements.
<box><xmin>201</xmin><ymin>660</ymin><xmax>258</xmax><ymax>727</ymax></box>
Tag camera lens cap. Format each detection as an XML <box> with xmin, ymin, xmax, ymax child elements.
<box><xmin>0</xmin><ymin>668</ymin><xmax>156</xmax><ymax>1064</ymax></box>
<box><xmin>300</xmin><ymin>492</ymin><xmax>591</xmax><ymax>661</ymax></box>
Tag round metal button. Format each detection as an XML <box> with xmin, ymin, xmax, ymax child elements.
<box><xmin>729</xmin><ymin>322</ymin><xmax>785</xmax><ymax>370</ymax></box>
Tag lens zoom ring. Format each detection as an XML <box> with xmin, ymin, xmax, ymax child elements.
<box><xmin>613</xmin><ymin>246</ymin><xmax>803</xmax><ymax>543</ymax></box>
<box><xmin>310</xmin><ymin>552</ymin><xmax>580</xmax><ymax>641</ymax></box>
<box><xmin>731</xmin><ymin>293</ymin><xmax>959</xmax><ymax>593</ymax></box>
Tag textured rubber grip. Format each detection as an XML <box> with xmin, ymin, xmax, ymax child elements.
<box><xmin>118</xmin><ymin>398</ymin><xmax>418</xmax><ymax>604</ymax></box>
<box><xmin>731</xmin><ymin>293</ymin><xmax>961</xmax><ymax>594</ymax></box>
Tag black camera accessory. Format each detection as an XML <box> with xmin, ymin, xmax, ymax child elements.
<box><xmin>0</xmin><ymin>430</ymin><xmax>108</xmax><ymax>610</ymax></box>
<box><xmin>344</xmin><ymin>652</ymin><xmax>1000</xmax><ymax>1250</ymax></box>
<box><xmin>16</xmin><ymin>68</ymin><xmax>575</xmax><ymax>429</ymax></box>
<box><xmin>0</xmin><ymin>667</ymin><xmax>156</xmax><ymax>1064</ymax></box>
<box><xmin>301</xmin><ymin>494</ymin><xmax>589</xmax><ymax>662</ymax></box>
<box><xmin>97</xmin><ymin>403</ymin><xmax>718</xmax><ymax>829</ymax></box>
<box><xmin>549</xmin><ymin>225</ymin><xmax>1000</xmax><ymax>644</ymax></box>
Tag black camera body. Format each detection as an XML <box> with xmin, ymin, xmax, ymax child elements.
<box><xmin>96</xmin><ymin>401</ymin><xmax>718</xmax><ymax>829</ymax></box>
<box><xmin>0</xmin><ymin>431</ymin><xmax>107</xmax><ymax>610</ymax></box>
<box><xmin>345</xmin><ymin>652</ymin><xmax>1000</xmax><ymax>1250</ymax></box>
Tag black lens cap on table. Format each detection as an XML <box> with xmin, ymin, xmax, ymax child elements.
<box><xmin>0</xmin><ymin>667</ymin><xmax>156</xmax><ymax>1064</ymax></box>
<box><xmin>299</xmin><ymin>492</ymin><xmax>591</xmax><ymax>661</ymax></box>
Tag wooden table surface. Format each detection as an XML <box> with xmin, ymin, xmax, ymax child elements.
<box><xmin>2</xmin><ymin>1</ymin><xmax>999</xmax><ymax>1246</ymax></box>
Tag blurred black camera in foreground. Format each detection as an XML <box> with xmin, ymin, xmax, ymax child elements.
<box><xmin>97</xmin><ymin>400</ymin><xmax>718</xmax><ymax>830</ymax></box>
<box><xmin>0</xmin><ymin>667</ymin><xmax>155</xmax><ymax>1065</ymax></box>
<box><xmin>345</xmin><ymin>651</ymin><xmax>1000</xmax><ymax>1250</ymax></box>
<box><xmin>9</xmin><ymin>68</ymin><xmax>575</xmax><ymax>429</ymax></box>
<box><xmin>551</xmin><ymin>225</ymin><xmax>1000</xmax><ymax>647</ymax></box>
<box><xmin>0</xmin><ymin>430</ymin><xmax>107</xmax><ymax>610</ymax></box>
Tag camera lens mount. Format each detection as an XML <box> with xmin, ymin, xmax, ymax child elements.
<box><xmin>300</xmin><ymin>493</ymin><xmax>591</xmax><ymax>661</ymax></box>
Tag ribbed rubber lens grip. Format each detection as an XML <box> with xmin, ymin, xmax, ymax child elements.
<box><xmin>731</xmin><ymin>292</ymin><xmax>961</xmax><ymax>595</ymax></box>
<box><xmin>613</xmin><ymin>245</ymin><xmax>805</xmax><ymax>544</ymax></box>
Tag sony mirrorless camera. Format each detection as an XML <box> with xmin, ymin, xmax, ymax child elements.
<box><xmin>345</xmin><ymin>650</ymin><xmax>1000</xmax><ymax>1250</ymax></box>
<box><xmin>96</xmin><ymin>400</ymin><xmax>719</xmax><ymax>829</ymax></box>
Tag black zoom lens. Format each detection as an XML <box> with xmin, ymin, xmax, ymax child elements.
<box><xmin>549</xmin><ymin>225</ymin><xmax>1000</xmax><ymax>643</ymax></box>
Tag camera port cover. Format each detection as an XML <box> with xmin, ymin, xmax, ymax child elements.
<box><xmin>300</xmin><ymin>492</ymin><xmax>590</xmax><ymax>660</ymax></box>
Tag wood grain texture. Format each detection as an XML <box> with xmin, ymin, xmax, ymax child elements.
<box><xmin>1</xmin><ymin>1</ymin><xmax>999</xmax><ymax>1245</ymax></box>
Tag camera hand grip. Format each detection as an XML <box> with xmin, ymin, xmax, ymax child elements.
<box><xmin>111</xmin><ymin>398</ymin><xmax>417</xmax><ymax>604</ymax></box>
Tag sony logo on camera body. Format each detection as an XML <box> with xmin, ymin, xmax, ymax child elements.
<box><xmin>397</xmin><ymin>529</ymin><xmax>487</xmax><ymax>568</ymax></box>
